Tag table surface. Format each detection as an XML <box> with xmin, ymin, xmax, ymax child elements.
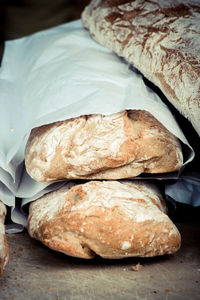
<box><xmin>0</xmin><ymin>222</ymin><xmax>200</xmax><ymax>300</ymax></box>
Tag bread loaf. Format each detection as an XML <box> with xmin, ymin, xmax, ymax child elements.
<box><xmin>82</xmin><ymin>0</ymin><xmax>200</xmax><ymax>136</ymax></box>
<box><xmin>25</xmin><ymin>110</ymin><xmax>183</xmax><ymax>182</ymax></box>
<box><xmin>28</xmin><ymin>180</ymin><xmax>181</xmax><ymax>259</ymax></box>
<box><xmin>0</xmin><ymin>201</ymin><xmax>9</xmax><ymax>275</ymax></box>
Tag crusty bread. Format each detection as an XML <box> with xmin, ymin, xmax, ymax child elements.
<box><xmin>0</xmin><ymin>201</ymin><xmax>9</xmax><ymax>275</ymax></box>
<box><xmin>82</xmin><ymin>0</ymin><xmax>200</xmax><ymax>136</ymax></box>
<box><xmin>25</xmin><ymin>110</ymin><xmax>183</xmax><ymax>182</ymax></box>
<box><xmin>28</xmin><ymin>180</ymin><xmax>181</xmax><ymax>259</ymax></box>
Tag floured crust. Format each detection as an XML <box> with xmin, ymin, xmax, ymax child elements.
<box><xmin>82</xmin><ymin>0</ymin><xmax>200</xmax><ymax>136</ymax></box>
<box><xmin>28</xmin><ymin>180</ymin><xmax>181</xmax><ymax>259</ymax></box>
<box><xmin>0</xmin><ymin>201</ymin><xmax>9</xmax><ymax>276</ymax></box>
<box><xmin>25</xmin><ymin>110</ymin><xmax>183</xmax><ymax>182</ymax></box>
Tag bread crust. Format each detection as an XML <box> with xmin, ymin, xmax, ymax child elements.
<box><xmin>25</xmin><ymin>110</ymin><xmax>183</xmax><ymax>182</ymax></box>
<box><xmin>0</xmin><ymin>201</ymin><xmax>9</xmax><ymax>276</ymax></box>
<box><xmin>28</xmin><ymin>180</ymin><xmax>181</xmax><ymax>259</ymax></box>
<box><xmin>82</xmin><ymin>0</ymin><xmax>200</xmax><ymax>136</ymax></box>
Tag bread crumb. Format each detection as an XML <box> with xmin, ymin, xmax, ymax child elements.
<box><xmin>131</xmin><ymin>263</ymin><xmax>142</xmax><ymax>271</ymax></box>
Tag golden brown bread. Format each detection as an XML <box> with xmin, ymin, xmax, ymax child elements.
<box><xmin>0</xmin><ymin>201</ymin><xmax>9</xmax><ymax>276</ymax></box>
<box><xmin>82</xmin><ymin>0</ymin><xmax>200</xmax><ymax>136</ymax></box>
<box><xmin>28</xmin><ymin>180</ymin><xmax>181</xmax><ymax>259</ymax></box>
<box><xmin>25</xmin><ymin>110</ymin><xmax>183</xmax><ymax>182</ymax></box>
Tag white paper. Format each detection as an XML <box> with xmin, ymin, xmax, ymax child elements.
<box><xmin>165</xmin><ymin>173</ymin><xmax>200</xmax><ymax>207</ymax></box>
<box><xmin>0</xmin><ymin>20</ymin><xmax>195</xmax><ymax>228</ymax></box>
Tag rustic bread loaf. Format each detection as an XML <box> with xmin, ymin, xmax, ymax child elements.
<box><xmin>28</xmin><ymin>180</ymin><xmax>181</xmax><ymax>259</ymax></box>
<box><xmin>25</xmin><ymin>110</ymin><xmax>183</xmax><ymax>182</ymax></box>
<box><xmin>0</xmin><ymin>201</ymin><xmax>9</xmax><ymax>275</ymax></box>
<box><xmin>82</xmin><ymin>0</ymin><xmax>200</xmax><ymax>136</ymax></box>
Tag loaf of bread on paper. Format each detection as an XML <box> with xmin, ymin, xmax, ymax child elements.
<box><xmin>28</xmin><ymin>180</ymin><xmax>181</xmax><ymax>259</ymax></box>
<box><xmin>0</xmin><ymin>201</ymin><xmax>9</xmax><ymax>275</ymax></box>
<box><xmin>25</xmin><ymin>110</ymin><xmax>183</xmax><ymax>182</ymax></box>
<box><xmin>82</xmin><ymin>0</ymin><xmax>200</xmax><ymax>136</ymax></box>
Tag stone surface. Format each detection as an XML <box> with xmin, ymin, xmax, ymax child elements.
<box><xmin>0</xmin><ymin>222</ymin><xmax>200</xmax><ymax>300</ymax></box>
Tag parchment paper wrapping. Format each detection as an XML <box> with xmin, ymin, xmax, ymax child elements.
<box><xmin>0</xmin><ymin>20</ymin><xmax>197</xmax><ymax>229</ymax></box>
